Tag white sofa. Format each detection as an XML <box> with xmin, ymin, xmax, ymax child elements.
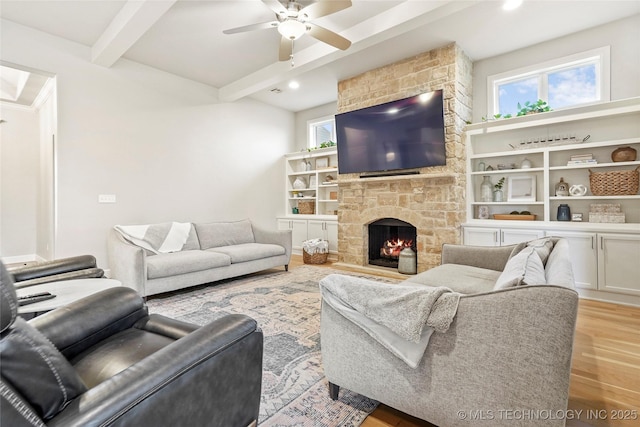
<box><xmin>108</xmin><ymin>219</ymin><xmax>291</xmax><ymax>296</ymax></box>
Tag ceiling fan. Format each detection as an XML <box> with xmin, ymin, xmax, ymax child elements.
<box><xmin>223</xmin><ymin>0</ymin><xmax>352</xmax><ymax>62</ymax></box>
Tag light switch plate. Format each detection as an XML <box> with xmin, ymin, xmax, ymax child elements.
<box><xmin>98</xmin><ymin>194</ymin><xmax>116</xmax><ymax>203</ymax></box>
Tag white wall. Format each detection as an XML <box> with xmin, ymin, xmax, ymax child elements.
<box><xmin>0</xmin><ymin>20</ymin><xmax>296</xmax><ymax>268</ymax></box>
<box><xmin>294</xmin><ymin>102</ymin><xmax>337</xmax><ymax>151</ymax></box>
<box><xmin>0</xmin><ymin>105</ymin><xmax>39</xmax><ymax>259</ymax></box>
<box><xmin>472</xmin><ymin>14</ymin><xmax>640</xmax><ymax>122</ymax></box>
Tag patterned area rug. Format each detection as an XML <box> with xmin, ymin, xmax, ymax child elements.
<box><xmin>146</xmin><ymin>265</ymin><xmax>398</xmax><ymax>427</ymax></box>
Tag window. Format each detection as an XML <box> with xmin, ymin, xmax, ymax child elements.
<box><xmin>488</xmin><ymin>47</ymin><xmax>610</xmax><ymax>117</ymax></box>
<box><xmin>307</xmin><ymin>115</ymin><xmax>335</xmax><ymax>149</ymax></box>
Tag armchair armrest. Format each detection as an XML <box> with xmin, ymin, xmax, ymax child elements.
<box><xmin>30</xmin><ymin>287</ymin><xmax>148</xmax><ymax>359</ymax></box>
<box><xmin>48</xmin><ymin>314</ymin><xmax>263</xmax><ymax>427</ymax></box>
<box><xmin>9</xmin><ymin>255</ymin><xmax>104</xmax><ymax>289</ymax></box>
<box><xmin>440</xmin><ymin>243</ymin><xmax>517</xmax><ymax>271</ymax></box>
<box><xmin>107</xmin><ymin>229</ymin><xmax>147</xmax><ymax>295</ymax></box>
<box><xmin>253</xmin><ymin>224</ymin><xmax>292</xmax><ymax>260</ymax></box>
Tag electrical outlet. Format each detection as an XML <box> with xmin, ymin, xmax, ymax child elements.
<box><xmin>98</xmin><ymin>194</ymin><xmax>116</xmax><ymax>203</ymax></box>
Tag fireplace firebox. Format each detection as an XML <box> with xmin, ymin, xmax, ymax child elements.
<box><xmin>368</xmin><ymin>218</ymin><xmax>417</xmax><ymax>269</ymax></box>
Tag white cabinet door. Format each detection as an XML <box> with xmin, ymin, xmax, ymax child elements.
<box><xmin>463</xmin><ymin>227</ymin><xmax>500</xmax><ymax>246</ymax></box>
<box><xmin>307</xmin><ymin>220</ymin><xmax>338</xmax><ymax>253</ymax></box>
<box><xmin>277</xmin><ymin>219</ymin><xmax>307</xmax><ymax>252</ymax></box>
<box><xmin>501</xmin><ymin>229</ymin><xmax>544</xmax><ymax>245</ymax></box>
<box><xmin>598</xmin><ymin>233</ymin><xmax>640</xmax><ymax>296</ymax></box>
<box><xmin>546</xmin><ymin>230</ymin><xmax>598</xmax><ymax>290</ymax></box>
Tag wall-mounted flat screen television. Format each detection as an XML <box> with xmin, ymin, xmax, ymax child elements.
<box><xmin>335</xmin><ymin>90</ymin><xmax>446</xmax><ymax>175</ymax></box>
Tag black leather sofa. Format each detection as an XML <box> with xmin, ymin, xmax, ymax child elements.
<box><xmin>0</xmin><ymin>262</ymin><xmax>263</xmax><ymax>426</ymax></box>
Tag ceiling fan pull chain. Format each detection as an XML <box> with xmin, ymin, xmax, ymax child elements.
<box><xmin>290</xmin><ymin>39</ymin><xmax>295</xmax><ymax>67</ymax></box>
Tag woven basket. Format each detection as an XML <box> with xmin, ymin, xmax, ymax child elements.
<box><xmin>303</xmin><ymin>249</ymin><xmax>328</xmax><ymax>264</ymax></box>
<box><xmin>298</xmin><ymin>200</ymin><xmax>315</xmax><ymax>214</ymax></box>
<box><xmin>589</xmin><ymin>167</ymin><xmax>639</xmax><ymax>196</ymax></box>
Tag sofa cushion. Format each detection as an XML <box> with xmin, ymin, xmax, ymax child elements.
<box><xmin>544</xmin><ymin>238</ymin><xmax>575</xmax><ymax>288</ymax></box>
<box><xmin>526</xmin><ymin>237</ymin><xmax>554</xmax><ymax>265</ymax></box>
<box><xmin>0</xmin><ymin>317</ymin><xmax>87</xmax><ymax>420</ymax></box>
<box><xmin>208</xmin><ymin>243</ymin><xmax>285</xmax><ymax>264</ymax></box>
<box><xmin>194</xmin><ymin>220</ymin><xmax>255</xmax><ymax>250</ymax></box>
<box><xmin>402</xmin><ymin>264</ymin><xmax>500</xmax><ymax>294</ymax></box>
<box><xmin>494</xmin><ymin>247</ymin><xmax>546</xmax><ymax>289</ymax></box>
<box><xmin>146</xmin><ymin>250</ymin><xmax>231</xmax><ymax>280</ymax></box>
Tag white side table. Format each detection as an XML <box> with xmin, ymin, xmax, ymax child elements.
<box><xmin>17</xmin><ymin>278</ymin><xmax>122</xmax><ymax>316</ymax></box>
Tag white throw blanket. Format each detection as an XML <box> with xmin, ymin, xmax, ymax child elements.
<box><xmin>319</xmin><ymin>274</ymin><xmax>461</xmax><ymax>368</ymax></box>
<box><xmin>114</xmin><ymin>222</ymin><xmax>192</xmax><ymax>254</ymax></box>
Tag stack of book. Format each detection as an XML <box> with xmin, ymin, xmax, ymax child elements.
<box><xmin>567</xmin><ymin>153</ymin><xmax>597</xmax><ymax>166</ymax></box>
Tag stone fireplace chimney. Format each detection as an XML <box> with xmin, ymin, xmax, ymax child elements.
<box><xmin>336</xmin><ymin>43</ymin><xmax>472</xmax><ymax>273</ymax></box>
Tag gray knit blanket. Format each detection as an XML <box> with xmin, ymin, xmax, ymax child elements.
<box><xmin>319</xmin><ymin>274</ymin><xmax>461</xmax><ymax>368</ymax></box>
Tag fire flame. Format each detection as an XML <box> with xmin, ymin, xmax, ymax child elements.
<box><xmin>380</xmin><ymin>239</ymin><xmax>413</xmax><ymax>258</ymax></box>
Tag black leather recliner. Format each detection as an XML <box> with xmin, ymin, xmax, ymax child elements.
<box><xmin>0</xmin><ymin>261</ymin><xmax>263</xmax><ymax>426</ymax></box>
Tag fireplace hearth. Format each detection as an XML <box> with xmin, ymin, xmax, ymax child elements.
<box><xmin>368</xmin><ymin>218</ymin><xmax>417</xmax><ymax>269</ymax></box>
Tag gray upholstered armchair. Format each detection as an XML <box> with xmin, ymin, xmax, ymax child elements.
<box><xmin>1</xmin><ymin>262</ymin><xmax>263</xmax><ymax>427</ymax></box>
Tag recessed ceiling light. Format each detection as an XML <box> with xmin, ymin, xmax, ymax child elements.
<box><xmin>503</xmin><ymin>0</ymin><xmax>523</xmax><ymax>11</ymax></box>
<box><xmin>288</xmin><ymin>81</ymin><xmax>300</xmax><ymax>89</ymax></box>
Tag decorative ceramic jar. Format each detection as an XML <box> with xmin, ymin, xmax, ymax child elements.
<box><xmin>480</xmin><ymin>176</ymin><xmax>493</xmax><ymax>202</ymax></box>
<box><xmin>398</xmin><ymin>247</ymin><xmax>417</xmax><ymax>275</ymax></box>
<box><xmin>555</xmin><ymin>177</ymin><xmax>570</xmax><ymax>196</ymax></box>
<box><xmin>493</xmin><ymin>189</ymin><xmax>504</xmax><ymax>202</ymax></box>
<box><xmin>520</xmin><ymin>158</ymin><xmax>532</xmax><ymax>168</ymax></box>
<box><xmin>557</xmin><ymin>204</ymin><xmax>571</xmax><ymax>221</ymax></box>
<box><xmin>611</xmin><ymin>146</ymin><xmax>637</xmax><ymax>162</ymax></box>
<box><xmin>478</xmin><ymin>161</ymin><xmax>486</xmax><ymax>171</ymax></box>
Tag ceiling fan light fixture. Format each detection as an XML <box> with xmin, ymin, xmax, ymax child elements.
<box><xmin>278</xmin><ymin>20</ymin><xmax>307</xmax><ymax>40</ymax></box>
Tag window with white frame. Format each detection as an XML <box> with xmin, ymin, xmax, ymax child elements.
<box><xmin>307</xmin><ymin>115</ymin><xmax>336</xmax><ymax>149</ymax></box>
<box><xmin>488</xmin><ymin>47</ymin><xmax>610</xmax><ymax>118</ymax></box>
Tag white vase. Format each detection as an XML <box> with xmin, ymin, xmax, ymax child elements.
<box><xmin>493</xmin><ymin>189</ymin><xmax>504</xmax><ymax>202</ymax></box>
<box><xmin>293</xmin><ymin>176</ymin><xmax>307</xmax><ymax>190</ymax></box>
<box><xmin>480</xmin><ymin>176</ymin><xmax>493</xmax><ymax>202</ymax></box>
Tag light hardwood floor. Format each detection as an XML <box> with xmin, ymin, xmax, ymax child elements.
<box><xmin>289</xmin><ymin>255</ymin><xmax>640</xmax><ymax>427</ymax></box>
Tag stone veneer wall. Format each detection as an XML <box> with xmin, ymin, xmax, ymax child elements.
<box><xmin>337</xmin><ymin>43</ymin><xmax>472</xmax><ymax>272</ymax></box>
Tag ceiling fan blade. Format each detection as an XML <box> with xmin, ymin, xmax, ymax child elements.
<box><xmin>307</xmin><ymin>23</ymin><xmax>351</xmax><ymax>50</ymax></box>
<box><xmin>279</xmin><ymin>37</ymin><xmax>293</xmax><ymax>61</ymax></box>
<box><xmin>262</xmin><ymin>0</ymin><xmax>288</xmax><ymax>16</ymax></box>
<box><xmin>223</xmin><ymin>21</ymin><xmax>279</xmax><ymax>34</ymax></box>
<box><xmin>300</xmin><ymin>0</ymin><xmax>351</xmax><ymax>20</ymax></box>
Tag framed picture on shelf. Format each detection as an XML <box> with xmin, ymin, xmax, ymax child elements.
<box><xmin>507</xmin><ymin>175</ymin><xmax>536</xmax><ymax>202</ymax></box>
<box><xmin>315</xmin><ymin>157</ymin><xmax>329</xmax><ymax>169</ymax></box>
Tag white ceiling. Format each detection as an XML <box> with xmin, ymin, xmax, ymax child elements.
<box><xmin>1</xmin><ymin>0</ymin><xmax>639</xmax><ymax>112</ymax></box>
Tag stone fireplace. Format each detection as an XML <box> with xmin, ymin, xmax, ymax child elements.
<box><xmin>336</xmin><ymin>43</ymin><xmax>472</xmax><ymax>273</ymax></box>
<box><xmin>368</xmin><ymin>218</ymin><xmax>416</xmax><ymax>269</ymax></box>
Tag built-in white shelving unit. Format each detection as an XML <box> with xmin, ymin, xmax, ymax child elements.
<box><xmin>463</xmin><ymin>97</ymin><xmax>640</xmax><ymax>306</ymax></box>
<box><xmin>277</xmin><ymin>147</ymin><xmax>339</xmax><ymax>256</ymax></box>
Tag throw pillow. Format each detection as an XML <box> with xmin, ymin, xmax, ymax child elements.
<box><xmin>526</xmin><ymin>237</ymin><xmax>555</xmax><ymax>266</ymax></box>
<box><xmin>0</xmin><ymin>318</ymin><xmax>87</xmax><ymax>420</ymax></box>
<box><xmin>508</xmin><ymin>241</ymin><xmax>527</xmax><ymax>259</ymax></box>
<box><xmin>494</xmin><ymin>246</ymin><xmax>547</xmax><ymax>289</ymax></box>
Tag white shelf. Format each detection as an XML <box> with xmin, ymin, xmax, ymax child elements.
<box><xmin>471</xmin><ymin>168</ymin><xmax>544</xmax><ymax>175</ymax></box>
<box><xmin>471</xmin><ymin>201</ymin><xmax>545</xmax><ymax>205</ymax></box>
<box><xmin>550</xmin><ymin>160</ymin><xmax>640</xmax><ymax>170</ymax></box>
<box><xmin>550</xmin><ymin>195</ymin><xmax>640</xmax><ymax>200</ymax></box>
